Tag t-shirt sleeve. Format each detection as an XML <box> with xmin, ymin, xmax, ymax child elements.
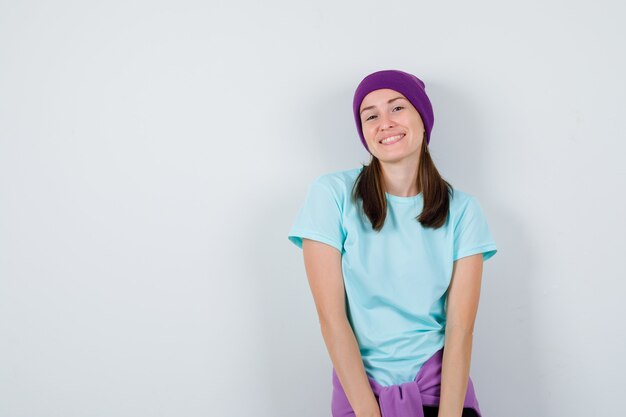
<box><xmin>453</xmin><ymin>195</ymin><xmax>498</xmax><ymax>262</ymax></box>
<box><xmin>287</xmin><ymin>177</ymin><xmax>346</xmax><ymax>253</ymax></box>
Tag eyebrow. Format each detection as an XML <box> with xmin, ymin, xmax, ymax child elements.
<box><xmin>360</xmin><ymin>96</ymin><xmax>407</xmax><ymax>115</ymax></box>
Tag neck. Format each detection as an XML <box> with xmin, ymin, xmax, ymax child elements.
<box><xmin>379</xmin><ymin>155</ymin><xmax>421</xmax><ymax>197</ymax></box>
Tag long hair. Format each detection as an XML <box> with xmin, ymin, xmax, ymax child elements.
<box><xmin>351</xmin><ymin>132</ymin><xmax>454</xmax><ymax>230</ymax></box>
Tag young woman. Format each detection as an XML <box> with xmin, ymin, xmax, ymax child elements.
<box><xmin>288</xmin><ymin>69</ymin><xmax>498</xmax><ymax>417</ymax></box>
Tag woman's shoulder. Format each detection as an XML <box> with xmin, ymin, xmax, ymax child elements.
<box><xmin>449</xmin><ymin>187</ymin><xmax>474</xmax><ymax>203</ymax></box>
<box><xmin>448</xmin><ymin>188</ymin><xmax>494</xmax><ymax>229</ymax></box>
<box><xmin>312</xmin><ymin>166</ymin><xmax>363</xmax><ymax>193</ymax></box>
<box><xmin>449</xmin><ymin>187</ymin><xmax>480</xmax><ymax>214</ymax></box>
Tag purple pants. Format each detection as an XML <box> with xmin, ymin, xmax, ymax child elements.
<box><xmin>331</xmin><ymin>347</ymin><xmax>482</xmax><ymax>417</ymax></box>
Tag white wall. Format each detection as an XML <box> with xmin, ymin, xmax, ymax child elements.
<box><xmin>1</xmin><ymin>1</ymin><xmax>624</xmax><ymax>416</ymax></box>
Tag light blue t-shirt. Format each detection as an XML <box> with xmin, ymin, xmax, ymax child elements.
<box><xmin>287</xmin><ymin>166</ymin><xmax>498</xmax><ymax>387</ymax></box>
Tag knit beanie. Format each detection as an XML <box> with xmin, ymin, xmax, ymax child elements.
<box><xmin>352</xmin><ymin>69</ymin><xmax>434</xmax><ymax>152</ymax></box>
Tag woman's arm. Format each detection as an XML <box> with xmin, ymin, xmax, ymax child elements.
<box><xmin>302</xmin><ymin>239</ymin><xmax>381</xmax><ymax>417</ymax></box>
<box><xmin>439</xmin><ymin>253</ymin><xmax>483</xmax><ymax>417</ymax></box>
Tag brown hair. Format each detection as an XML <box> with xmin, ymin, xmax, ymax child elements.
<box><xmin>351</xmin><ymin>132</ymin><xmax>454</xmax><ymax>230</ymax></box>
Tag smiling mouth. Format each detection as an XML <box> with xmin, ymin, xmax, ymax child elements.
<box><xmin>379</xmin><ymin>134</ymin><xmax>405</xmax><ymax>145</ymax></box>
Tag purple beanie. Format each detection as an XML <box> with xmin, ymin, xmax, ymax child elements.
<box><xmin>353</xmin><ymin>69</ymin><xmax>434</xmax><ymax>152</ymax></box>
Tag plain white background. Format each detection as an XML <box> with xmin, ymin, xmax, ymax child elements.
<box><xmin>1</xmin><ymin>1</ymin><xmax>624</xmax><ymax>416</ymax></box>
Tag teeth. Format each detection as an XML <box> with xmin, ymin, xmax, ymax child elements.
<box><xmin>381</xmin><ymin>134</ymin><xmax>403</xmax><ymax>144</ymax></box>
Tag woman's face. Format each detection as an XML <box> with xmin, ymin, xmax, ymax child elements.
<box><xmin>359</xmin><ymin>88</ymin><xmax>425</xmax><ymax>164</ymax></box>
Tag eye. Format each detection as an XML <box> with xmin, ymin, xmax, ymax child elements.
<box><xmin>364</xmin><ymin>114</ymin><xmax>377</xmax><ymax>121</ymax></box>
<box><xmin>392</xmin><ymin>106</ymin><xmax>404</xmax><ymax>111</ymax></box>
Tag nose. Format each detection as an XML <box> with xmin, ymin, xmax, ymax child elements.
<box><xmin>378</xmin><ymin>112</ymin><xmax>395</xmax><ymax>130</ymax></box>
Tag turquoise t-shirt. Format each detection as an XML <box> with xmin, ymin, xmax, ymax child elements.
<box><xmin>287</xmin><ymin>166</ymin><xmax>498</xmax><ymax>387</ymax></box>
